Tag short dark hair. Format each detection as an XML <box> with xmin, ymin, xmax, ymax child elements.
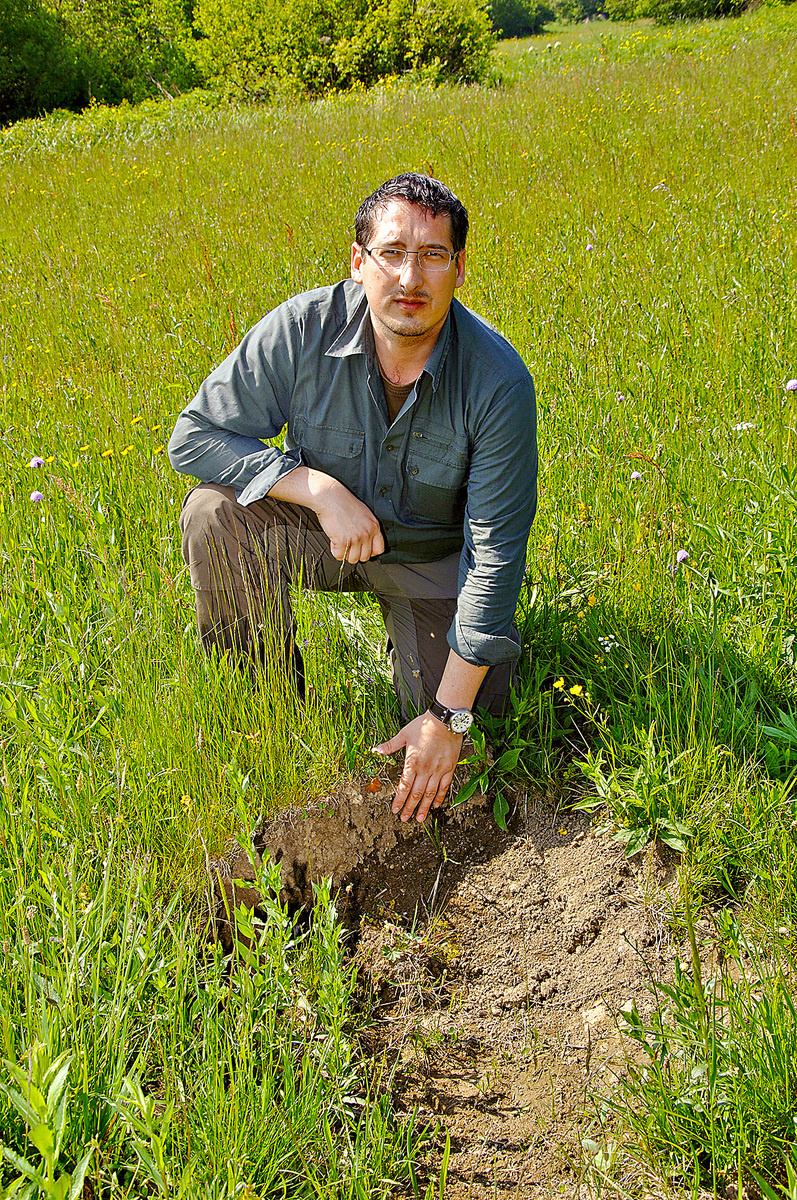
<box><xmin>354</xmin><ymin>173</ymin><xmax>469</xmax><ymax>255</ymax></box>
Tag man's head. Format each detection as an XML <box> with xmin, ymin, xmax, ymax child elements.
<box><xmin>351</xmin><ymin>175</ymin><xmax>468</xmax><ymax>348</ymax></box>
<box><xmin>354</xmin><ymin>173</ymin><xmax>469</xmax><ymax>255</ymax></box>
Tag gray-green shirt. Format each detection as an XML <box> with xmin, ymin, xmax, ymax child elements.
<box><xmin>168</xmin><ymin>280</ymin><xmax>537</xmax><ymax>666</ymax></box>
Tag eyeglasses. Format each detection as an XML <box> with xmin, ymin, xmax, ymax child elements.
<box><xmin>363</xmin><ymin>246</ymin><xmax>458</xmax><ymax>273</ymax></box>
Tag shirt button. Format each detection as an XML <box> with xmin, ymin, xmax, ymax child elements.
<box><xmin>410</xmin><ymin>466</ymin><xmax>419</xmax><ymax>475</ymax></box>
<box><xmin>380</xmin><ymin>486</ymin><xmax>388</xmax><ymax>496</ymax></box>
<box><xmin>386</xmin><ymin>444</ymin><xmax>394</xmax><ymax>451</ymax></box>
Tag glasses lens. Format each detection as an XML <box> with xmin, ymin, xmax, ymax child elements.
<box><xmin>419</xmin><ymin>250</ymin><xmax>452</xmax><ymax>272</ymax></box>
<box><xmin>370</xmin><ymin>248</ymin><xmax>452</xmax><ymax>272</ymax></box>
<box><xmin>372</xmin><ymin>248</ymin><xmax>405</xmax><ymax>269</ymax></box>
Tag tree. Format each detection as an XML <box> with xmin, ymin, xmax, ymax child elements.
<box><xmin>46</xmin><ymin>0</ymin><xmax>199</xmax><ymax>105</ymax></box>
<box><xmin>488</xmin><ymin>0</ymin><xmax>553</xmax><ymax>38</ymax></box>
<box><xmin>0</xmin><ymin>0</ymin><xmax>84</xmax><ymax>122</ymax></box>
<box><xmin>194</xmin><ymin>0</ymin><xmax>496</xmax><ymax>99</ymax></box>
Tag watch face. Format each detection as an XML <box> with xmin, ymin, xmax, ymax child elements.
<box><xmin>450</xmin><ymin>709</ymin><xmax>474</xmax><ymax>734</ymax></box>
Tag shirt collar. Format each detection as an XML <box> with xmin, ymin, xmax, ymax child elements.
<box><xmin>325</xmin><ymin>287</ymin><xmax>454</xmax><ymax>393</ymax></box>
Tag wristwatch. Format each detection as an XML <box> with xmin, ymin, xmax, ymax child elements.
<box><xmin>428</xmin><ymin>698</ymin><xmax>474</xmax><ymax>735</ymax></box>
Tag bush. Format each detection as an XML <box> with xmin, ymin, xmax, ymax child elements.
<box><xmin>194</xmin><ymin>0</ymin><xmax>496</xmax><ymax>99</ymax></box>
<box><xmin>553</xmin><ymin>0</ymin><xmax>607</xmax><ymax>20</ymax></box>
<box><xmin>648</xmin><ymin>0</ymin><xmax>746</xmax><ymax>18</ymax></box>
<box><xmin>488</xmin><ymin>0</ymin><xmax>553</xmax><ymax>37</ymax></box>
<box><xmin>0</xmin><ymin>0</ymin><xmax>84</xmax><ymax>123</ymax></box>
<box><xmin>603</xmin><ymin>0</ymin><xmax>746</xmax><ymax>17</ymax></box>
<box><xmin>52</xmin><ymin>0</ymin><xmax>200</xmax><ymax>105</ymax></box>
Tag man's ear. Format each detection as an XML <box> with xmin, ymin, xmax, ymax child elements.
<box><xmin>454</xmin><ymin>249</ymin><xmax>466</xmax><ymax>290</ymax></box>
<box><xmin>351</xmin><ymin>242</ymin><xmax>365</xmax><ymax>283</ymax></box>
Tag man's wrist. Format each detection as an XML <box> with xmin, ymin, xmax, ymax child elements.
<box><xmin>427</xmin><ymin>698</ymin><xmax>474</xmax><ymax>735</ymax></box>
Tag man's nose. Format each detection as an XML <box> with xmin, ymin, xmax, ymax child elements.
<box><xmin>399</xmin><ymin>253</ymin><xmax>424</xmax><ymax>285</ymax></box>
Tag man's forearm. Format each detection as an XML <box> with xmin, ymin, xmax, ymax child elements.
<box><xmin>268</xmin><ymin>467</ymin><xmax>385</xmax><ymax>564</ymax></box>
<box><xmin>267</xmin><ymin>464</ymin><xmax>341</xmax><ymax>513</ymax></box>
<box><xmin>433</xmin><ymin>650</ymin><xmax>488</xmax><ymax>713</ymax></box>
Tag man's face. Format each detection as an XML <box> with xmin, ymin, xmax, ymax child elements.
<box><xmin>351</xmin><ymin>199</ymin><xmax>466</xmax><ymax>346</ymax></box>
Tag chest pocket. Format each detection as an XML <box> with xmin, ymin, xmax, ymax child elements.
<box><xmin>401</xmin><ymin>429</ymin><xmax>469</xmax><ymax>527</ymax></box>
<box><xmin>296</xmin><ymin>420</ymin><xmax>365</xmax><ymax>484</ymax></box>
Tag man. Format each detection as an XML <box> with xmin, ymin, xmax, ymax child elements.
<box><xmin>169</xmin><ymin>173</ymin><xmax>537</xmax><ymax>825</ymax></box>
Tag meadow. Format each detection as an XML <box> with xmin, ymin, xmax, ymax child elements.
<box><xmin>1</xmin><ymin>7</ymin><xmax>796</xmax><ymax>1195</ymax></box>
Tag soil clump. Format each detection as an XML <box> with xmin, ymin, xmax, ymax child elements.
<box><xmin>208</xmin><ymin>769</ymin><xmax>679</xmax><ymax>1198</ymax></box>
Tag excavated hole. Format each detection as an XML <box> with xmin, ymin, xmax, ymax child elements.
<box><xmin>206</xmin><ymin>767</ymin><xmax>683</xmax><ymax>1200</ymax></box>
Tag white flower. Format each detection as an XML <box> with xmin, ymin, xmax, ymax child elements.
<box><xmin>731</xmin><ymin>421</ymin><xmax>755</xmax><ymax>432</ymax></box>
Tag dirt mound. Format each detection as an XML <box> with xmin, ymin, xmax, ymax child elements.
<box><xmin>208</xmin><ymin>774</ymin><xmax>679</xmax><ymax>1196</ymax></box>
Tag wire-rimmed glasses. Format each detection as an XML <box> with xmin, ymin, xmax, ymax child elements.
<box><xmin>363</xmin><ymin>246</ymin><xmax>458</xmax><ymax>273</ymax></box>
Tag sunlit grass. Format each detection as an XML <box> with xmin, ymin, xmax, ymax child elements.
<box><xmin>1</xmin><ymin>8</ymin><xmax>796</xmax><ymax>1195</ymax></box>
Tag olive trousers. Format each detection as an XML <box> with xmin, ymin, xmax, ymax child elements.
<box><xmin>179</xmin><ymin>482</ymin><xmax>512</xmax><ymax>718</ymax></box>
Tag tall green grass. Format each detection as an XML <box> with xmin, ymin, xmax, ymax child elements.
<box><xmin>1</xmin><ymin>7</ymin><xmax>796</xmax><ymax>1194</ymax></box>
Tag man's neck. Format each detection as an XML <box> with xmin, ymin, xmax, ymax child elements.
<box><xmin>369</xmin><ymin>314</ymin><xmax>444</xmax><ymax>385</ymax></box>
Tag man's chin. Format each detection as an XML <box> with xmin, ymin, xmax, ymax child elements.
<box><xmin>381</xmin><ymin>312</ymin><xmax>433</xmax><ymax>339</ymax></box>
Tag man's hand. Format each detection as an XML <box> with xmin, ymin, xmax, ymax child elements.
<box><xmin>315</xmin><ymin>483</ymin><xmax>384</xmax><ymax>563</ymax></box>
<box><xmin>373</xmin><ymin>712</ymin><xmax>463</xmax><ymax>823</ymax></box>
<box><xmin>268</xmin><ymin>467</ymin><xmax>384</xmax><ymax>563</ymax></box>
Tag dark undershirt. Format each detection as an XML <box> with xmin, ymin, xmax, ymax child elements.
<box><xmin>380</xmin><ymin>369</ymin><xmax>416</xmax><ymax>424</ymax></box>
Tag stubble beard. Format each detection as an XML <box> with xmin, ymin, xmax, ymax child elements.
<box><xmin>377</xmin><ymin>292</ymin><xmax>438</xmax><ymax>340</ymax></box>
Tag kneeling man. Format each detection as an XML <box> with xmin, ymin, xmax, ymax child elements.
<box><xmin>168</xmin><ymin>172</ymin><xmax>537</xmax><ymax>825</ymax></box>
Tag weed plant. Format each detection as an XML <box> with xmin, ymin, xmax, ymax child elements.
<box><xmin>1</xmin><ymin>7</ymin><xmax>796</xmax><ymax>1194</ymax></box>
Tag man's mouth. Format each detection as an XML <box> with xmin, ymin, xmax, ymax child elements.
<box><xmin>393</xmin><ymin>295</ymin><xmax>428</xmax><ymax>310</ymax></box>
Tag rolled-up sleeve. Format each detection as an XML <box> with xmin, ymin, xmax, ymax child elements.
<box><xmin>168</xmin><ymin>300</ymin><xmax>303</xmax><ymax>504</ymax></box>
<box><xmin>447</xmin><ymin>377</ymin><xmax>538</xmax><ymax>667</ymax></box>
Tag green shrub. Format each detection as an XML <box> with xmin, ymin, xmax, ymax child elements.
<box><xmin>194</xmin><ymin>0</ymin><xmax>496</xmax><ymax>99</ymax></box>
<box><xmin>0</xmin><ymin>0</ymin><xmax>84</xmax><ymax>123</ymax></box>
<box><xmin>489</xmin><ymin>0</ymin><xmax>553</xmax><ymax>37</ymax></box>
<box><xmin>648</xmin><ymin>0</ymin><xmax>746</xmax><ymax>19</ymax></box>
<box><xmin>604</xmin><ymin>0</ymin><xmax>746</xmax><ymax>19</ymax></box>
<box><xmin>553</xmin><ymin>0</ymin><xmax>607</xmax><ymax>20</ymax></box>
<box><xmin>46</xmin><ymin>0</ymin><xmax>199</xmax><ymax>106</ymax></box>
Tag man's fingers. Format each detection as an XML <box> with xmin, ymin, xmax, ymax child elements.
<box><xmin>431</xmin><ymin>772</ymin><xmax>454</xmax><ymax>810</ymax></box>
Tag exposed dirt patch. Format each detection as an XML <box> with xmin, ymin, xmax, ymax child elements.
<box><xmin>209</xmin><ymin>770</ymin><xmax>680</xmax><ymax>1197</ymax></box>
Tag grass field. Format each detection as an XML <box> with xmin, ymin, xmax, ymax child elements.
<box><xmin>1</xmin><ymin>7</ymin><xmax>797</xmax><ymax>1195</ymax></box>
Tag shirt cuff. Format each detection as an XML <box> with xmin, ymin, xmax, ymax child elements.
<box><xmin>237</xmin><ymin>451</ymin><xmax>303</xmax><ymax>506</ymax></box>
<box><xmin>447</xmin><ymin>616</ymin><xmax>521</xmax><ymax>667</ymax></box>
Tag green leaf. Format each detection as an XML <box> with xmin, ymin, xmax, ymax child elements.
<box><xmin>571</xmin><ymin>794</ymin><xmax>604</xmax><ymax>812</ymax></box>
<box><xmin>620</xmin><ymin>826</ymin><xmax>651</xmax><ymax>857</ymax></box>
<box><xmin>69</xmin><ymin>1145</ymin><xmax>95</xmax><ymax>1200</ymax></box>
<box><xmin>28</xmin><ymin>1123</ymin><xmax>55</xmax><ymax>1160</ymax></box>
<box><xmin>0</xmin><ymin>1079</ymin><xmax>39</xmax><ymax>1126</ymax></box>
<box><xmin>493</xmin><ymin>792</ymin><xmax>509</xmax><ymax>831</ymax></box>
<box><xmin>658</xmin><ymin>828</ymin><xmax>687</xmax><ymax>854</ymax></box>
<box><xmin>51</xmin><ymin>1173</ymin><xmax>71</xmax><ymax>1200</ymax></box>
<box><xmin>1</xmin><ymin>1144</ymin><xmax>47</xmax><ymax>1189</ymax></box>
<box><xmin>450</xmin><ymin>776</ymin><xmax>481</xmax><ymax>807</ymax></box>
<box><xmin>495</xmin><ymin>747</ymin><xmax>522</xmax><ymax>771</ymax></box>
<box><xmin>749</xmin><ymin>1170</ymin><xmax>785</xmax><ymax>1200</ymax></box>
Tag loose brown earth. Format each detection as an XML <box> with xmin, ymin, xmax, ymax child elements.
<box><xmin>210</xmin><ymin>767</ymin><xmax>682</xmax><ymax>1199</ymax></box>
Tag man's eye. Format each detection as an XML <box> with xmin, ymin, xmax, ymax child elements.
<box><xmin>422</xmin><ymin>251</ymin><xmax>448</xmax><ymax>265</ymax></box>
<box><xmin>380</xmin><ymin>249</ymin><xmax>404</xmax><ymax>263</ymax></box>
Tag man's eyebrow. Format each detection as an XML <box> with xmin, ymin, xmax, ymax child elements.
<box><xmin>380</xmin><ymin>238</ymin><xmax>453</xmax><ymax>250</ymax></box>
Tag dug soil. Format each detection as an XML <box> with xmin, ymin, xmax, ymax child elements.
<box><xmin>211</xmin><ymin>767</ymin><xmax>681</xmax><ymax>1199</ymax></box>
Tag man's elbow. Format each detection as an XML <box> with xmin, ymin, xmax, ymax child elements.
<box><xmin>167</xmin><ymin>418</ymin><xmax>193</xmax><ymax>475</ymax></box>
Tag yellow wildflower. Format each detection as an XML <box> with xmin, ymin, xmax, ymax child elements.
<box><xmin>554</xmin><ymin>677</ymin><xmax>564</xmax><ymax>690</ymax></box>
<box><xmin>569</xmin><ymin>684</ymin><xmax>584</xmax><ymax>697</ymax></box>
